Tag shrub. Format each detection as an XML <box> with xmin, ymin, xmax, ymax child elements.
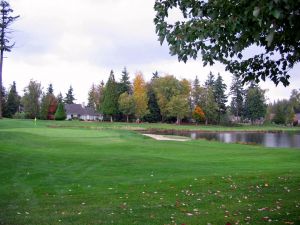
<box><xmin>192</xmin><ymin>106</ymin><xmax>205</xmax><ymax>124</ymax></box>
<box><xmin>13</xmin><ymin>112</ymin><xmax>26</xmax><ymax>119</ymax></box>
<box><xmin>54</xmin><ymin>103</ymin><xmax>66</xmax><ymax>120</ymax></box>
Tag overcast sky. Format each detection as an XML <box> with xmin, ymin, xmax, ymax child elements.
<box><xmin>3</xmin><ymin>0</ymin><xmax>300</xmax><ymax>104</ymax></box>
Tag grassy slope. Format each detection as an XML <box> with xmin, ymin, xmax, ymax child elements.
<box><xmin>0</xmin><ymin>119</ymin><xmax>299</xmax><ymax>225</ymax></box>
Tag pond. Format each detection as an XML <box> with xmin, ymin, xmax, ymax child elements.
<box><xmin>143</xmin><ymin>130</ymin><xmax>300</xmax><ymax>148</ymax></box>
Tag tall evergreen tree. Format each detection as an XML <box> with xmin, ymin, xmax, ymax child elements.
<box><xmin>57</xmin><ymin>92</ymin><xmax>63</xmax><ymax>103</ymax></box>
<box><xmin>203</xmin><ymin>86</ymin><xmax>218</xmax><ymax>125</ymax></box>
<box><xmin>97</xmin><ymin>80</ymin><xmax>105</xmax><ymax>113</ymax></box>
<box><xmin>22</xmin><ymin>80</ymin><xmax>42</xmax><ymax>119</ymax></box>
<box><xmin>0</xmin><ymin>1</ymin><xmax>19</xmax><ymax>118</ymax></box>
<box><xmin>64</xmin><ymin>85</ymin><xmax>76</xmax><ymax>104</ymax></box>
<box><xmin>119</xmin><ymin>67</ymin><xmax>131</xmax><ymax>94</ymax></box>
<box><xmin>144</xmin><ymin>83</ymin><xmax>161</xmax><ymax>122</ymax></box>
<box><xmin>47</xmin><ymin>83</ymin><xmax>54</xmax><ymax>94</ymax></box>
<box><xmin>244</xmin><ymin>84</ymin><xmax>267</xmax><ymax>124</ymax></box>
<box><xmin>192</xmin><ymin>75</ymin><xmax>201</xmax><ymax>107</ymax></box>
<box><xmin>152</xmin><ymin>71</ymin><xmax>159</xmax><ymax>79</ymax></box>
<box><xmin>204</xmin><ymin>71</ymin><xmax>215</xmax><ymax>87</ymax></box>
<box><xmin>214</xmin><ymin>74</ymin><xmax>227</xmax><ymax>124</ymax></box>
<box><xmin>230</xmin><ymin>75</ymin><xmax>244</xmax><ymax>120</ymax></box>
<box><xmin>87</xmin><ymin>84</ymin><xmax>98</xmax><ymax>110</ymax></box>
<box><xmin>102</xmin><ymin>70</ymin><xmax>119</xmax><ymax>122</ymax></box>
<box><xmin>4</xmin><ymin>81</ymin><xmax>20</xmax><ymax>118</ymax></box>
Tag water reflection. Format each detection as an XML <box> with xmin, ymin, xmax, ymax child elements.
<box><xmin>191</xmin><ymin>132</ymin><xmax>300</xmax><ymax>148</ymax></box>
<box><xmin>145</xmin><ymin>130</ymin><xmax>300</xmax><ymax>148</ymax></box>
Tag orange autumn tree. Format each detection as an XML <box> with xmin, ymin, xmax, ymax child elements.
<box><xmin>133</xmin><ymin>72</ymin><xmax>148</xmax><ymax>122</ymax></box>
<box><xmin>193</xmin><ymin>105</ymin><xmax>205</xmax><ymax>124</ymax></box>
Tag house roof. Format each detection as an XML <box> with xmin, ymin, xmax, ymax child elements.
<box><xmin>65</xmin><ymin>104</ymin><xmax>100</xmax><ymax>116</ymax></box>
<box><xmin>84</xmin><ymin>107</ymin><xmax>99</xmax><ymax>116</ymax></box>
<box><xmin>65</xmin><ymin>104</ymin><xmax>86</xmax><ymax>115</ymax></box>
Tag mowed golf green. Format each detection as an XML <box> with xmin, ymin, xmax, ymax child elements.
<box><xmin>0</xmin><ymin>119</ymin><xmax>300</xmax><ymax>225</ymax></box>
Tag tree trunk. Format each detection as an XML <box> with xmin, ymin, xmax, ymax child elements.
<box><xmin>176</xmin><ymin>116</ymin><xmax>181</xmax><ymax>125</ymax></box>
<box><xmin>110</xmin><ymin>115</ymin><xmax>113</xmax><ymax>122</ymax></box>
<box><xmin>205</xmin><ymin>119</ymin><xmax>208</xmax><ymax>125</ymax></box>
<box><xmin>0</xmin><ymin>49</ymin><xmax>3</xmax><ymax>119</ymax></box>
<box><xmin>126</xmin><ymin>115</ymin><xmax>129</xmax><ymax>123</ymax></box>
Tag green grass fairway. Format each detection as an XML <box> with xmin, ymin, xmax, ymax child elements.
<box><xmin>1</xmin><ymin>119</ymin><xmax>300</xmax><ymax>224</ymax></box>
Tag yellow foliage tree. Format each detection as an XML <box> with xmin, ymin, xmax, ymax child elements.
<box><xmin>193</xmin><ymin>105</ymin><xmax>205</xmax><ymax>124</ymax></box>
<box><xmin>133</xmin><ymin>72</ymin><xmax>148</xmax><ymax>122</ymax></box>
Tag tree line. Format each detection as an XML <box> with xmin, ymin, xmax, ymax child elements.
<box><xmin>88</xmin><ymin>68</ymin><xmax>268</xmax><ymax>125</ymax></box>
<box><xmin>1</xmin><ymin>68</ymin><xmax>299</xmax><ymax>125</ymax></box>
<box><xmin>1</xmin><ymin>80</ymin><xmax>75</xmax><ymax>120</ymax></box>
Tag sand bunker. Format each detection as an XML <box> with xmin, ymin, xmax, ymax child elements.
<box><xmin>142</xmin><ymin>134</ymin><xmax>190</xmax><ymax>141</ymax></box>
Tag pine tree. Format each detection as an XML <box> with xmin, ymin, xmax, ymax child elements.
<box><xmin>192</xmin><ymin>76</ymin><xmax>201</xmax><ymax>107</ymax></box>
<box><xmin>4</xmin><ymin>81</ymin><xmax>20</xmax><ymax>118</ymax></box>
<box><xmin>102</xmin><ymin>70</ymin><xmax>119</xmax><ymax>122</ymax></box>
<box><xmin>47</xmin><ymin>83</ymin><xmax>54</xmax><ymax>94</ymax></box>
<box><xmin>55</xmin><ymin>103</ymin><xmax>66</xmax><ymax>120</ymax></box>
<box><xmin>205</xmin><ymin>71</ymin><xmax>215</xmax><ymax>87</ymax></box>
<box><xmin>57</xmin><ymin>92</ymin><xmax>63</xmax><ymax>103</ymax></box>
<box><xmin>0</xmin><ymin>1</ymin><xmax>19</xmax><ymax>118</ymax></box>
<box><xmin>244</xmin><ymin>84</ymin><xmax>267</xmax><ymax>124</ymax></box>
<box><xmin>152</xmin><ymin>71</ymin><xmax>159</xmax><ymax>79</ymax></box>
<box><xmin>119</xmin><ymin>67</ymin><xmax>131</xmax><ymax>94</ymax></box>
<box><xmin>230</xmin><ymin>74</ymin><xmax>244</xmax><ymax>120</ymax></box>
<box><xmin>87</xmin><ymin>84</ymin><xmax>98</xmax><ymax>110</ymax></box>
<box><xmin>203</xmin><ymin>86</ymin><xmax>218</xmax><ymax>125</ymax></box>
<box><xmin>64</xmin><ymin>85</ymin><xmax>76</xmax><ymax>104</ymax></box>
<box><xmin>97</xmin><ymin>80</ymin><xmax>105</xmax><ymax>113</ymax></box>
<box><xmin>214</xmin><ymin>74</ymin><xmax>227</xmax><ymax>124</ymax></box>
<box><xmin>144</xmin><ymin>83</ymin><xmax>161</xmax><ymax>122</ymax></box>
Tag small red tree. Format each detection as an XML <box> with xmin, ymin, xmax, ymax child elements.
<box><xmin>193</xmin><ymin>105</ymin><xmax>205</xmax><ymax>124</ymax></box>
<box><xmin>48</xmin><ymin>95</ymin><xmax>58</xmax><ymax>120</ymax></box>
